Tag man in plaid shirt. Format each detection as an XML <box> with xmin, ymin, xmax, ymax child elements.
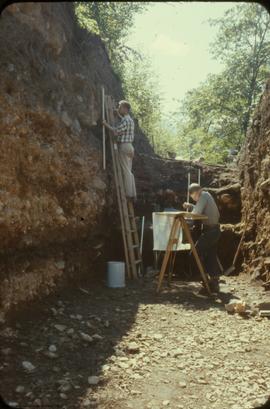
<box><xmin>103</xmin><ymin>100</ymin><xmax>137</xmax><ymax>200</ymax></box>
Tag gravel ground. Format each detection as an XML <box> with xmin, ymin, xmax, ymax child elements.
<box><xmin>1</xmin><ymin>275</ymin><xmax>270</xmax><ymax>409</ymax></box>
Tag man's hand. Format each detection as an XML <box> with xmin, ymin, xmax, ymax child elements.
<box><xmin>102</xmin><ymin>120</ymin><xmax>115</xmax><ymax>135</ymax></box>
<box><xmin>183</xmin><ymin>202</ymin><xmax>193</xmax><ymax>211</ymax></box>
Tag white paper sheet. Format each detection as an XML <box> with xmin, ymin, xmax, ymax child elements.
<box><xmin>152</xmin><ymin>212</ymin><xmax>191</xmax><ymax>251</ymax></box>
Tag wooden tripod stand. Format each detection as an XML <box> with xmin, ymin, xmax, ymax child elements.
<box><xmin>156</xmin><ymin>212</ymin><xmax>212</xmax><ymax>295</ymax></box>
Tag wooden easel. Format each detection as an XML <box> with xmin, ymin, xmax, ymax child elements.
<box><xmin>156</xmin><ymin>212</ymin><xmax>212</xmax><ymax>295</ymax></box>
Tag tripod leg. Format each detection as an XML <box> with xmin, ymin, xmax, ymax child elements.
<box><xmin>181</xmin><ymin>216</ymin><xmax>212</xmax><ymax>295</ymax></box>
<box><xmin>154</xmin><ymin>251</ymin><xmax>158</xmax><ymax>271</ymax></box>
<box><xmin>157</xmin><ymin>218</ymin><xmax>178</xmax><ymax>293</ymax></box>
<box><xmin>168</xmin><ymin>219</ymin><xmax>180</xmax><ymax>286</ymax></box>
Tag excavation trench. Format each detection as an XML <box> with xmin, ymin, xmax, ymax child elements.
<box><xmin>1</xmin><ymin>3</ymin><xmax>270</xmax><ymax>409</ymax></box>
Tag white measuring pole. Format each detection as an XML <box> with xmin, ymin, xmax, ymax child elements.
<box><xmin>198</xmin><ymin>168</ymin><xmax>201</xmax><ymax>185</ymax></box>
<box><xmin>101</xmin><ymin>86</ymin><xmax>106</xmax><ymax>170</ymax></box>
<box><xmin>187</xmin><ymin>172</ymin><xmax>191</xmax><ymax>203</ymax></box>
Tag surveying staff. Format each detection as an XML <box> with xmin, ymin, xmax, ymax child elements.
<box><xmin>183</xmin><ymin>183</ymin><xmax>221</xmax><ymax>293</ymax></box>
<box><xmin>103</xmin><ymin>100</ymin><xmax>137</xmax><ymax>201</ymax></box>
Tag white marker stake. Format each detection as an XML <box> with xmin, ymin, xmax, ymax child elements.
<box><xmin>198</xmin><ymin>168</ymin><xmax>201</xmax><ymax>185</ymax></box>
<box><xmin>187</xmin><ymin>172</ymin><xmax>191</xmax><ymax>203</ymax></box>
<box><xmin>101</xmin><ymin>86</ymin><xmax>106</xmax><ymax>170</ymax></box>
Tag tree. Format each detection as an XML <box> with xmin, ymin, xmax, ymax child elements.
<box><xmin>121</xmin><ymin>53</ymin><xmax>180</xmax><ymax>156</ymax></box>
<box><xmin>177</xmin><ymin>70</ymin><xmax>244</xmax><ymax>149</ymax></box>
<box><xmin>75</xmin><ymin>2</ymin><xmax>177</xmax><ymax>152</ymax></box>
<box><xmin>176</xmin><ymin>3</ymin><xmax>270</xmax><ymax>164</ymax></box>
<box><xmin>75</xmin><ymin>2</ymin><xmax>148</xmax><ymax>75</ymax></box>
<box><xmin>121</xmin><ymin>54</ymin><xmax>161</xmax><ymax>148</ymax></box>
<box><xmin>177</xmin><ymin>125</ymin><xmax>227</xmax><ymax>164</ymax></box>
<box><xmin>209</xmin><ymin>3</ymin><xmax>270</xmax><ymax>134</ymax></box>
<box><xmin>154</xmin><ymin>126</ymin><xmax>181</xmax><ymax>158</ymax></box>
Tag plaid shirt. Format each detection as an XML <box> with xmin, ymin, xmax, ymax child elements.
<box><xmin>115</xmin><ymin>114</ymin><xmax>134</xmax><ymax>143</ymax></box>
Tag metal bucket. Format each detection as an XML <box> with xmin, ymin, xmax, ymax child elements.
<box><xmin>106</xmin><ymin>261</ymin><xmax>125</xmax><ymax>288</ymax></box>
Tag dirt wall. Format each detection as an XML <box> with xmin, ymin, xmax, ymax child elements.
<box><xmin>239</xmin><ymin>79</ymin><xmax>270</xmax><ymax>284</ymax></box>
<box><xmin>0</xmin><ymin>2</ymin><xmax>124</xmax><ymax>314</ymax></box>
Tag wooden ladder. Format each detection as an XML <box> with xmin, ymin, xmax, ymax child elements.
<box><xmin>104</xmin><ymin>94</ymin><xmax>142</xmax><ymax>279</ymax></box>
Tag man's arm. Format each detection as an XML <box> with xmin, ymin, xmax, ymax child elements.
<box><xmin>192</xmin><ymin>193</ymin><xmax>207</xmax><ymax>214</ymax></box>
<box><xmin>103</xmin><ymin>121</ymin><xmax>115</xmax><ymax>133</ymax></box>
<box><xmin>183</xmin><ymin>202</ymin><xmax>195</xmax><ymax>211</ymax></box>
<box><xmin>102</xmin><ymin>119</ymin><xmax>127</xmax><ymax>140</ymax></box>
<box><xmin>114</xmin><ymin>119</ymin><xmax>127</xmax><ymax>142</ymax></box>
<box><xmin>115</xmin><ymin>119</ymin><xmax>127</xmax><ymax>134</ymax></box>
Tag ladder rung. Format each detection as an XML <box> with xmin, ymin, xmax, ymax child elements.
<box><xmin>129</xmin><ymin>259</ymin><xmax>142</xmax><ymax>266</ymax></box>
<box><xmin>128</xmin><ymin>214</ymin><xmax>139</xmax><ymax>220</ymax></box>
<box><xmin>132</xmin><ymin>244</ymin><xmax>139</xmax><ymax>249</ymax></box>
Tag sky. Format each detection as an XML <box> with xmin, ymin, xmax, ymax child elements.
<box><xmin>126</xmin><ymin>2</ymin><xmax>236</xmax><ymax>119</ymax></box>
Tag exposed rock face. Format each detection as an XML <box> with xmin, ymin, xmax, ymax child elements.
<box><xmin>0</xmin><ymin>2</ymin><xmax>240</xmax><ymax>315</ymax></box>
<box><xmin>135</xmin><ymin>154</ymin><xmax>239</xmax><ymax>214</ymax></box>
<box><xmin>239</xmin><ymin>79</ymin><xmax>270</xmax><ymax>283</ymax></box>
<box><xmin>0</xmin><ymin>3</ymin><xmax>121</xmax><ymax>313</ymax></box>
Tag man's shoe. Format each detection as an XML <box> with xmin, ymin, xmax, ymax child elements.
<box><xmin>209</xmin><ymin>277</ymin><xmax>220</xmax><ymax>293</ymax></box>
<box><xmin>197</xmin><ymin>286</ymin><xmax>210</xmax><ymax>296</ymax></box>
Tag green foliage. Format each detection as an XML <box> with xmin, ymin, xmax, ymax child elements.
<box><xmin>121</xmin><ymin>54</ymin><xmax>160</xmax><ymax>147</ymax></box>
<box><xmin>121</xmin><ymin>54</ymin><xmax>180</xmax><ymax>156</ymax></box>
<box><xmin>177</xmin><ymin>125</ymin><xmax>227</xmax><ymax>164</ymax></box>
<box><xmin>176</xmin><ymin>3</ymin><xmax>270</xmax><ymax>164</ymax></box>
<box><xmin>74</xmin><ymin>1</ymin><xmax>179</xmax><ymax>155</ymax></box>
<box><xmin>209</xmin><ymin>3</ymin><xmax>270</xmax><ymax>133</ymax></box>
<box><xmin>154</xmin><ymin>126</ymin><xmax>180</xmax><ymax>158</ymax></box>
<box><xmin>75</xmin><ymin>2</ymin><xmax>147</xmax><ymax>74</ymax></box>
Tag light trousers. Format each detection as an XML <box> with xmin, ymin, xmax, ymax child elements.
<box><xmin>118</xmin><ymin>143</ymin><xmax>137</xmax><ymax>198</ymax></box>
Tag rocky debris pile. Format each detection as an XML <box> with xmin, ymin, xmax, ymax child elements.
<box><xmin>208</xmin><ymin>182</ymin><xmax>241</xmax><ymax>224</ymax></box>
<box><xmin>224</xmin><ymin>297</ymin><xmax>270</xmax><ymax>319</ymax></box>
<box><xmin>1</xmin><ymin>276</ymin><xmax>270</xmax><ymax>409</ymax></box>
<box><xmin>239</xmin><ymin>79</ymin><xmax>270</xmax><ymax>284</ymax></box>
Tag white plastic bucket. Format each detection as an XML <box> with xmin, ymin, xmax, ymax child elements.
<box><xmin>107</xmin><ymin>261</ymin><xmax>125</xmax><ymax>288</ymax></box>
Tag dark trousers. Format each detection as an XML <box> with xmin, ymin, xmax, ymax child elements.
<box><xmin>195</xmin><ymin>225</ymin><xmax>221</xmax><ymax>278</ymax></box>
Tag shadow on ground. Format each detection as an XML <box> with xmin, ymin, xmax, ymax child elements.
<box><xmin>0</xmin><ymin>274</ymin><xmax>236</xmax><ymax>409</ymax></box>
